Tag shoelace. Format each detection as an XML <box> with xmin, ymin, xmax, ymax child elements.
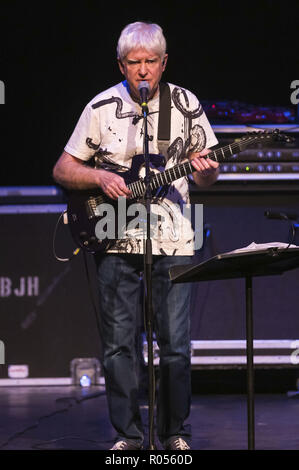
<box><xmin>112</xmin><ymin>440</ymin><xmax>127</xmax><ymax>450</ymax></box>
<box><xmin>173</xmin><ymin>438</ymin><xmax>190</xmax><ymax>450</ymax></box>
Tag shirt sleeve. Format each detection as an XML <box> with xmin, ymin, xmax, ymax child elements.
<box><xmin>198</xmin><ymin>110</ymin><xmax>219</xmax><ymax>149</ymax></box>
<box><xmin>64</xmin><ymin>103</ymin><xmax>100</xmax><ymax>161</ymax></box>
<box><xmin>188</xmin><ymin>92</ymin><xmax>218</xmax><ymax>151</ymax></box>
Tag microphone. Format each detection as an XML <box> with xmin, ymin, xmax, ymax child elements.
<box><xmin>264</xmin><ymin>210</ymin><xmax>298</xmax><ymax>221</ymax></box>
<box><xmin>138</xmin><ymin>81</ymin><xmax>150</xmax><ymax>112</ymax></box>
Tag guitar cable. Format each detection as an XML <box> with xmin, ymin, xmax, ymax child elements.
<box><xmin>52</xmin><ymin>209</ymin><xmax>103</xmax><ymax>345</ymax></box>
<box><xmin>52</xmin><ymin>207</ymin><xmax>104</xmax><ymax>377</ymax></box>
<box><xmin>52</xmin><ymin>210</ymin><xmax>81</xmax><ymax>262</ymax></box>
<box><xmin>0</xmin><ymin>389</ymin><xmax>107</xmax><ymax>450</ymax></box>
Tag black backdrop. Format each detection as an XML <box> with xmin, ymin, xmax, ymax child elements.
<box><xmin>0</xmin><ymin>0</ymin><xmax>298</xmax><ymax>186</ymax></box>
<box><xmin>1</xmin><ymin>1</ymin><xmax>299</xmax><ymax>377</ymax></box>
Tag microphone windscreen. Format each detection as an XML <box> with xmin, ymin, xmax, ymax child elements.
<box><xmin>138</xmin><ymin>81</ymin><xmax>150</xmax><ymax>92</ymax></box>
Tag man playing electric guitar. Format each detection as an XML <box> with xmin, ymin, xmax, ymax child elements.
<box><xmin>53</xmin><ymin>21</ymin><xmax>219</xmax><ymax>450</ymax></box>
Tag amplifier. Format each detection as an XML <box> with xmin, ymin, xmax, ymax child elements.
<box><xmin>218</xmin><ymin>160</ymin><xmax>299</xmax><ymax>181</ymax></box>
<box><xmin>220</xmin><ymin>161</ymin><xmax>299</xmax><ymax>174</ymax></box>
<box><xmin>0</xmin><ymin>204</ymin><xmax>102</xmax><ymax>379</ymax></box>
<box><xmin>0</xmin><ymin>186</ymin><xmax>65</xmax><ymax>204</ymax></box>
<box><xmin>213</xmin><ymin>125</ymin><xmax>299</xmax><ymax>180</ymax></box>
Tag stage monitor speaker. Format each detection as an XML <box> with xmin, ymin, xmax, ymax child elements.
<box><xmin>0</xmin><ymin>205</ymin><xmax>102</xmax><ymax>379</ymax></box>
<box><xmin>190</xmin><ymin>190</ymin><xmax>299</xmax><ymax>347</ymax></box>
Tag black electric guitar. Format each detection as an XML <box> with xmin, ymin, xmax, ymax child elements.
<box><xmin>66</xmin><ymin>129</ymin><xmax>293</xmax><ymax>253</ymax></box>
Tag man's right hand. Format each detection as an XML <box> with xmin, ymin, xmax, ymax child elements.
<box><xmin>97</xmin><ymin>169</ymin><xmax>132</xmax><ymax>200</ymax></box>
<box><xmin>53</xmin><ymin>151</ymin><xmax>131</xmax><ymax>199</ymax></box>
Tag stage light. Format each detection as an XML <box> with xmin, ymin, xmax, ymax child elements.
<box><xmin>70</xmin><ymin>358</ymin><xmax>101</xmax><ymax>387</ymax></box>
<box><xmin>79</xmin><ymin>374</ymin><xmax>92</xmax><ymax>388</ymax></box>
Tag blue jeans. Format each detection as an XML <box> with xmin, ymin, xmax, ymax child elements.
<box><xmin>95</xmin><ymin>253</ymin><xmax>192</xmax><ymax>446</ymax></box>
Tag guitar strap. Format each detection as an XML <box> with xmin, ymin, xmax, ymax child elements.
<box><xmin>158</xmin><ymin>82</ymin><xmax>171</xmax><ymax>161</ymax></box>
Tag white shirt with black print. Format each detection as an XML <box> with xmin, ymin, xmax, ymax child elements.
<box><xmin>65</xmin><ymin>81</ymin><xmax>218</xmax><ymax>255</ymax></box>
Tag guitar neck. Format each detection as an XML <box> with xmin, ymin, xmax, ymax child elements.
<box><xmin>128</xmin><ymin>136</ymin><xmax>258</xmax><ymax>198</ymax></box>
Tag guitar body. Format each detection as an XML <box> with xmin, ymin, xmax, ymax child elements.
<box><xmin>67</xmin><ymin>187</ymin><xmax>112</xmax><ymax>253</ymax></box>
<box><xmin>67</xmin><ymin>154</ymin><xmax>166</xmax><ymax>252</ymax></box>
<box><xmin>66</xmin><ymin>130</ymin><xmax>292</xmax><ymax>253</ymax></box>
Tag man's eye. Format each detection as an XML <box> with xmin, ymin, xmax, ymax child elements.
<box><xmin>127</xmin><ymin>59</ymin><xmax>157</xmax><ymax>66</ymax></box>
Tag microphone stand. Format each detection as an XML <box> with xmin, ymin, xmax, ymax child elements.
<box><xmin>141</xmin><ymin>102</ymin><xmax>156</xmax><ymax>450</ymax></box>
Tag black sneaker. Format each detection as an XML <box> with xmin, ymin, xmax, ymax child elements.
<box><xmin>110</xmin><ymin>440</ymin><xmax>142</xmax><ymax>450</ymax></box>
<box><xmin>164</xmin><ymin>437</ymin><xmax>190</xmax><ymax>450</ymax></box>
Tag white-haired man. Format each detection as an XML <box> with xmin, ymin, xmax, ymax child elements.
<box><xmin>53</xmin><ymin>21</ymin><xmax>219</xmax><ymax>450</ymax></box>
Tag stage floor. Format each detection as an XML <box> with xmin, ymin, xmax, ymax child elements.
<box><xmin>0</xmin><ymin>386</ymin><xmax>298</xmax><ymax>451</ymax></box>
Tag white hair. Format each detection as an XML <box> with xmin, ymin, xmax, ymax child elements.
<box><xmin>117</xmin><ymin>21</ymin><xmax>167</xmax><ymax>61</ymax></box>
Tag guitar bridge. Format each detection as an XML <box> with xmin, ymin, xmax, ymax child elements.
<box><xmin>86</xmin><ymin>197</ymin><xmax>98</xmax><ymax>219</ymax></box>
<box><xmin>86</xmin><ymin>195</ymin><xmax>106</xmax><ymax>218</ymax></box>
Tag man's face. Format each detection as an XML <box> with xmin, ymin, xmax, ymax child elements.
<box><xmin>118</xmin><ymin>48</ymin><xmax>168</xmax><ymax>102</ymax></box>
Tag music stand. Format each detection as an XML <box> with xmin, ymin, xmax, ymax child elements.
<box><xmin>169</xmin><ymin>246</ymin><xmax>299</xmax><ymax>450</ymax></box>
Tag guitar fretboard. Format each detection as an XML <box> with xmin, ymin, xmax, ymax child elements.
<box><xmin>91</xmin><ymin>132</ymin><xmax>277</xmax><ymax>204</ymax></box>
<box><xmin>128</xmin><ymin>135</ymin><xmax>261</xmax><ymax>199</ymax></box>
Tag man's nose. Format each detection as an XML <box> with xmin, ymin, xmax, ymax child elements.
<box><xmin>138</xmin><ymin>62</ymin><xmax>148</xmax><ymax>76</ymax></box>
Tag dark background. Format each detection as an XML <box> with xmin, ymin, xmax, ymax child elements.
<box><xmin>1</xmin><ymin>1</ymin><xmax>299</xmax><ymax>382</ymax></box>
<box><xmin>0</xmin><ymin>0</ymin><xmax>298</xmax><ymax>186</ymax></box>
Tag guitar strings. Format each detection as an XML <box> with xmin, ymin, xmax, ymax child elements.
<box><xmin>91</xmin><ymin>132</ymin><xmax>276</xmax><ymax>205</ymax></box>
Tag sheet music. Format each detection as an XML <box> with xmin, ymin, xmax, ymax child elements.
<box><xmin>226</xmin><ymin>241</ymin><xmax>299</xmax><ymax>254</ymax></box>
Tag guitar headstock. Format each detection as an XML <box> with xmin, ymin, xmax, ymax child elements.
<box><xmin>240</xmin><ymin>129</ymin><xmax>295</xmax><ymax>144</ymax></box>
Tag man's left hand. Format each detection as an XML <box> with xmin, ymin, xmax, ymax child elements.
<box><xmin>190</xmin><ymin>149</ymin><xmax>219</xmax><ymax>176</ymax></box>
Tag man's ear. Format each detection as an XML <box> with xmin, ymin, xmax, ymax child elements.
<box><xmin>162</xmin><ymin>54</ymin><xmax>168</xmax><ymax>71</ymax></box>
<box><xmin>118</xmin><ymin>58</ymin><xmax>125</xmax><ymax>75</ymax></box>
